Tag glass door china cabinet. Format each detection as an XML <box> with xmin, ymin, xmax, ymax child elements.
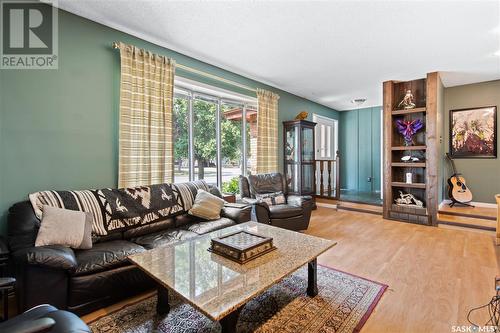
<box><xmin>283</xmin><ymin>120</ymin><xmax>316</xmax><ymax>196</ymax></box>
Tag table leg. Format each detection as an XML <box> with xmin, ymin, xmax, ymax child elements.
<box><xmin>219</xmin><ymin>306</ymin><xmax>242</xmax><ymax>333</ymax></box>
<box><xmin>307</xmin><ymin>258</ymin><xmax>318</xmax><ymax>297</ymax></box>
<box><xmin>156</xmin><ymin>286</ymin><xmax>170</xmax><ymax>315</ymax></box>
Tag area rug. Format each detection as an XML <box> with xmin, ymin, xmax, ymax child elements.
<box><xmin>88</xmin><ymin>265</ymin><xmax>387</xmax><ymax>333</ymax></box>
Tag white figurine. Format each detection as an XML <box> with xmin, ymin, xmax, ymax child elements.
<box><xmin>395</xmin><ymin>191</ymin><xmax>423</xmax><ymax>207</ymax></box>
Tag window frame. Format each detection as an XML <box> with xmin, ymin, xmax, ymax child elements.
<box><xmin>173</xmin><ymin>79</ymin><xmax>258</xmax><ymax>188</ymax></box>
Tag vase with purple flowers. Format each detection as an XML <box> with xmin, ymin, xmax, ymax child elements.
<box><xmin>395</xmin><ymin>119</ymin><xmax>424</xmax><ymax>146</ymax></box>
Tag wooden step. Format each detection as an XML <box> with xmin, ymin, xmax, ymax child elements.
<box><xmin>315</xmin><ymin>198</ymin><xmax>383</xmax><ymax>215</ymax></box>
<box><xmin>438</xmin><ymin>204</ymin><xmax>496</xmax><ymax>221</ymax></box>
<box><xmin>437</xmin><ymin>213</ymin><xmax>496</xmax><ymax>232</ymax></box>
<box><xmin>438</xmin><ymin>223</ymin><xmax>495</xmax><ymax>236</ymax></box>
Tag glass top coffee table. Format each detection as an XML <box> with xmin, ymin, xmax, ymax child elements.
<box><xmin>128</xmin><ymin>221</ymin><xmax>336</xmax><ymax>332</ymax></box>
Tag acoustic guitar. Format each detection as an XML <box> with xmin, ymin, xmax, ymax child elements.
<box><xmin>445</xmin><ymin>153</ymin><xmax>473</xmax><ymax>207</ymax></box>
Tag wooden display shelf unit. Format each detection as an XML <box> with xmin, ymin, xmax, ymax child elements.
<box><xmin>391</xmin><ymin>145</ymin><xmax>426</xmax><ymax>151</ymax></box>
<box><xmin>391</xmin><ymin>107</ymin><xmax>427</xmax><ymax>115</ymax></box>
<box><xmin>383</xmin><ymin>72</ymin><xmax>441</xmax><ymax>226</ymax></box>
<box><xmin>391</xmin><ymin>162</ymin><xmax>426</xmax><ymax>168</ymax></box>
<box><xmin>391</xmin><ymin>182</ymin><xmax>426</xmax><ymax>189</ymax></box>
<box><xmin>390</xmin><ymin>204</ymin><xmax>428</xmax><ymax>225</ymax></box>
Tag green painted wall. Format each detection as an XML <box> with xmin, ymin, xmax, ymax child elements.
<box><xmin>443</xmin><ymin>80</ymin><xmax>500</xmax><ymax>204</ymax></box>
<box><xmin>0</xmin><ymin>9</ymin><xmax>339</xmax><ymax>234</ymax></box>
<box><xmin>339</xmin><ymin>106</ymin><xmax>381</xmax><ymax>193</ymax></box>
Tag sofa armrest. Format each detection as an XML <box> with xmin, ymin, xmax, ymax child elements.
<box><xmin>13</xmin><ymin>246</ymin><xmax>77</xmax><ymax>271</ymax></box>
<box><xmin>287</xmin><ymin>195</ymin><xmax>313</xmax><ymax>208</ymax></box>
<box><xmin>241</xmin><ymin>197</ymin><xmax>270</xmax><ymax>224</ymax></box>
<box><xmin>221</xmin><ymin>204</ymin><xmax>252</xmax><ymax>224</ymax></box>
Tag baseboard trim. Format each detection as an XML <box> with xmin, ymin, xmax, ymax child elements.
<box><xmin>439</xmin><ymin>200</ymin><xmax>497</xmax><ymax>209</ymax></box>
<box><xmin>337</xmin><ymin>205</ymin><xmax>382</xmax><ymax>216</ymax></box>
<box><xmin>316</xmin><ymin>202</ymin><xmax>338</xmax><ymax>209</ymax></box>
<box><xmin>338</xmin><ymin>199</ymin><xmax>383</xmax><ymax>207</ymax></box>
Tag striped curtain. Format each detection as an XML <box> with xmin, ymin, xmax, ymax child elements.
<box><xmin>118</xmin><ymin>42</ymin><xmax>175</xmax><ymax>187</ymax></box>
<box><xmin>256</xmin><ymin>89</ymin><xmax>280</xmax><ymax>173</ymax></box>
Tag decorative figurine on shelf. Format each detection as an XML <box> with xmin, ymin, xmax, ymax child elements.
<box><xmin>285</xmin><ymin>141</ymin><xmax>295</xmax><ymax>161</ymax></box>
<box><xmin>405</xmin><ymin>172</ymin><xmax>413</xmax><ymax>184</ymax></box>
<box><xmin>294</xmin><ymin>111</ymin><xmax>308</xmax><ymax>120</ymax></box>
<box><xmin>396</xmin><ymin>118</ymin><xmax>424</xmax><ymax>146</ymax></box>
<box><xmin>401</xmin><ymin>155</ymin><xmax>420</xmax><ymax>162</ymax></box>
<box><xmin>395</xmin><ymin>190</ymin><xmax>424</xmax><ymax>207</ymax></box>
<box><xmin>398</xmin><ymin>90</ymin><xmax>416</xmax><ymax>109</ymax></box>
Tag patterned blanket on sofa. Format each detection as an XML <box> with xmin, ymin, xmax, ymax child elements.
<box><xmin>29</xmin><ymin>180</ymin><xmax>209</xmax><ymax>235</ymax></box>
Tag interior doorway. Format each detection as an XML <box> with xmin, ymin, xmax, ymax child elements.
<box><xmin>338</xmin><ymin>107</ymin><xmax>383</xmax><ymax>205</ymax></box>
<box><xmin>313</xmin><ymin>114</ymin><xmax>338</xmax><ymax>197</ymax></box>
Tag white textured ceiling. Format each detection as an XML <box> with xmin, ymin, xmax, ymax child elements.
<box><xmin>57</xmin><ymin>0</ymin><xmax>500</xmax><ymax>111</ymax></box>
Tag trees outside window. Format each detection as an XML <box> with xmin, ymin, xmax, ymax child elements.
<box><xmin>173</xmin><ymin>95</ymin><xmax>250</xmax><ymax>189</ymax></box>
<box><xmin>173</xmin><ymin>97</ymin><xmax>189</xmax><ymax>183</ymax></box>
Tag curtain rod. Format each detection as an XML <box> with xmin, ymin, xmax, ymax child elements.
<box><xmin>112</xmin><ymin>42</ymin><xmax>257</xmax><ymax>93</ymax></box>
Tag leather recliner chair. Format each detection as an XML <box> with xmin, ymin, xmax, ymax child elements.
<box><xmin>239</xmin><ymin>173</ymin><xmax>313</xmax><ymax>231</ymax></box>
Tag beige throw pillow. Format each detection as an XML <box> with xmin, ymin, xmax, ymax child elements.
<box><xmin>255</xmin><ymin>191</ymin><xmax>286</xmax><ymax>206</ymax></box>
<box><xmin>79</xmin><ymin>212</ymin><xmax>94</xmax><ymax>249</ymax></box>
<box><xmin>188</xmin><ymin>189</ymin><xmax>225</xmax><ymax>220</ymax></box>
<box><xmin>35</xmin><ymin>206</ymin><xmax>92</xmax><ymax>249</ymax></box>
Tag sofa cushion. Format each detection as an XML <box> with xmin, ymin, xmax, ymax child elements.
<box><xmin>131</xmin><ymin>229</ymin><xmax>198</xmax><ymax>250</ymax></box>
<box><xmin>248</xmin><ymin>173</ymin><xmax>285</xmax><ymax>197</ymax></box>
<box><xmin>174</xmin><ymin>213</ymin><xmax>201</xmax><ymax>228</ymax></box>
<box><xmin>73</xmin><ymin>240</ymin><xmax>145</xmax><ymax>276</ymax></box>
<box><xmin>122</xmin><ymin>218</ymin><xmax>175</xmax><ymax>239</ymax></box>
<box><xmin>269</xmin><ymin>204</ymin><xmax>304</xmax><ymax>219</ymax></box>
<box><xmin>183</xmin><ymin>218</ymin><xmax>235</xmax><ymax>235</ymax></box>
<box><xmin>239</xmin><ymin>175</ymin><xmax>251</xmax><ymax>198</ymax></box>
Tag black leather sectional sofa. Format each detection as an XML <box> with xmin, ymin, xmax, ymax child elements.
<box><xmin>7</xmin><ymin>182</ymin><xmax>251</xmax><ymax>316</ymax></box>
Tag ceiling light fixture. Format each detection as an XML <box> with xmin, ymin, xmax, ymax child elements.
<box><xmin>495</xmin><ymin>49</ymin><xmax>500</xmax><ymax>56</ymax></box>
<box><xmin>351</xmin><ymin>98</ymin><xmax>367</xmax><ymax>106</ymax></box>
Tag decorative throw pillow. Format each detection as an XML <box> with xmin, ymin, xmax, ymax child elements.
<box><xmin>208</xmin><ymin>186</ymin><xmax>223</xmax><ymax>199</ymax></box>
<box><xmin>79</xmin><ymin>212</ymin><xmax>94</xmax><ymax>250</ymax></box>
<box><xmin>255</xmin><ymin>191</ymin><xmax>286</xmax><ymax>206</ymax></box>
<box><xmin>188</xmin><ymin>189</ymin><xmax>225</xmax><ymax>220</ymax></box>
<box><xmin>35</xmin><ymin>206</ymin><xmax>92</xmax><ymax>249</ymax></box>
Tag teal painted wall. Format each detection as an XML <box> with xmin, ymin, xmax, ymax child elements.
<box><xmin>339</xmin><ymin>106</ymin><xmax>381</xmax><ymax>193</ymax></box>
<box><xmin>0</xmin><ymin>9</ymin><xmax>339</xmax><ymax>234</ymax></box>
<box><xmin>443</xmin><ymin>80</ymin><xmax>500</xmax><ymax>204</ymax></box>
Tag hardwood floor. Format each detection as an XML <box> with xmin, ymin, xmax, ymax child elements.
<box><xmin>83</xmin><ymin>207</ymin><xmax>500</xmax><ymax>332</ymax></box>
<box><xmin>307</xmin><ymin>207</ymin><xmax>500</xmax><ymax>332</ymax></box>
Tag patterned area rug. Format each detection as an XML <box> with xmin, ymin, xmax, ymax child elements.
<box><xmin>88</xmin><ymin>265</ymin><xmax>387</xmax><ymax>333</ymax></box>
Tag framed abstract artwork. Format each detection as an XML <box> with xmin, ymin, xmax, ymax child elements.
<box><xmin>449</xmin><ymin>106</ymin><xmax>497</xmax><ymax>158</ymax></box>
